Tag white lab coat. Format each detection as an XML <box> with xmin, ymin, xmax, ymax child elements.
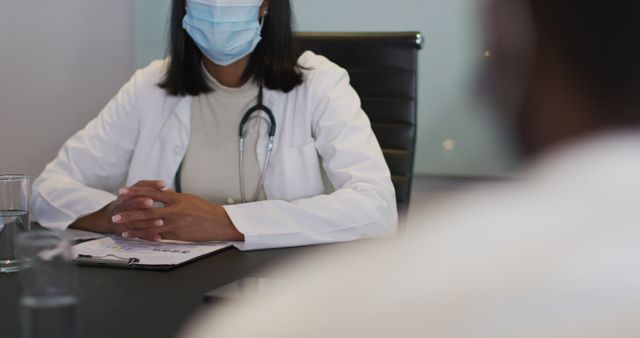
<box><xmin>181</xmin><ymin>132</ymin><xmax>640</xmax><ymax>338</ymax></box>
<box><xmin>32</xmin><ymin>51</ymin><xmax>398</xmax><ymax>250</ymax></box>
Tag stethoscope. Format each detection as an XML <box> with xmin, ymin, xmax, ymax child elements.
<box><xmin>175</xmin><ymin>86</ymin><xmax>276</xmax><ymax>203</ymax></box>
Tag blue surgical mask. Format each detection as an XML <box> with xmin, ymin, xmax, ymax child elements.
<box><xmin>183</xmin><ymin>0</ymin><xmax>264</xmax><ymax>66</ymax></box>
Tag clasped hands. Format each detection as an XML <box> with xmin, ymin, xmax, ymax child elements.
<box><xmin>104</xmin><ymin>180</ymin><xmax>244</xmax><ymax>242</ymax></box>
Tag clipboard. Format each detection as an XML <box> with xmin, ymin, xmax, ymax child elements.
<box><xmin>72</xmin><ymin>236</ymin><xmax>233</xmax><ymax>271</ymax></box>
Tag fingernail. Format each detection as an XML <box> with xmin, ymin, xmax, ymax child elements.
<box><xmin>154</xmin><ymin>219</ymin><xmax>164</xmax><ymax>227</ymax></box>
<box><xmin>122</xmin><ymin>232</ymin><xmax>130</xmax><ymax>238</ymax></box>
<box><xmin>157</xmin><ymin>181</ymin><xmax>166</xmax><ymax>188</ymax></box>
<box><xmin>153</xmin><ymin>235</ymin><xmax>162</xmax><ymax>242</ymax></box>
<box><xmin>119</xmin><ymin>188</ymin><xmax>129</xmax><ymax>195</ymax></box>
<box><xmin>111</xmin><ymin>215</ymin><xmax>122</xmax><ymax>223</ymax></box>
<box><xmin>144</xmin><ymin>199</ymin><xmax>154</xmax><ymax>207</ymax></box>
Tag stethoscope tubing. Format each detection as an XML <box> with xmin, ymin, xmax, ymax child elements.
<box><xmin>238</xmin><ymin>86</ymin><xmax>276</xmax><ymax>203</ymax></box>
<box><xmin>175</xmin><ymin>86</ymin><xmax>276</xmax><ymax>204</ymax></box>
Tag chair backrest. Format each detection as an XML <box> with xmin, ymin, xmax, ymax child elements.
<box><xmin>294</xmin><ymin>32</ymin><xmax>422</xmax><ymax>220</ymax></box>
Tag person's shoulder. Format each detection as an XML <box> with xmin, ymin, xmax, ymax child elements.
<box><xmin>298</xmin><ymin>51</ymin><xmax>349</xmax><ymax>92</ymax></box>
<box><xmin>116</xmin><ymin>58</ymin><xmax>181</xmax><ymax>118</ymax></box>
<box><xmin>297</xmin><ymin>51</ymin><xmax>348</xmax><ymax>84</ymax></box>
<box><xmin>297</xmin><ymin>50</ymin><xmax>338</xmax><ymax>69</ymax></box>
<box><xmin>127</xmin><ymin>58</ymin><xmax>170</xmax><ymax>94</ymax></box>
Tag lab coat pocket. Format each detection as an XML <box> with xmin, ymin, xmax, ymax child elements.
<box><xmin>275</xmin><ymin>141</ymin><xmax>325</xmax><ymax>200</ymax></box>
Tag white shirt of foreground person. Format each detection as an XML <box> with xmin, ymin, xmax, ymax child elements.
<box><xmin>31</xmin><ymin>51</ymin><xmax>397</xmax><ymax>251</ymax></box>
<box><xmin>181</xmin><ymin>132</ymin><xmax>640</xmax><ymax>338</ymax></box>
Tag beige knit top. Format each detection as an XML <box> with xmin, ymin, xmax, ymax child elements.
<box><xmin>180</xmin><ymin>68</ymin><xmax>266</xmax><ymax>205</ymax></box>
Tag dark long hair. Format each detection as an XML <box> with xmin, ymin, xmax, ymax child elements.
<box><xmin>158</xmin><ymin>0</ymin><xmax>303</xmax><ymax>96</ymax></box>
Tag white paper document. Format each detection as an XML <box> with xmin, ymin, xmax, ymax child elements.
<box><xmin>72</xmin><ymin>236</ymin><xmax>232</xmax><ymax>268</ymax></box>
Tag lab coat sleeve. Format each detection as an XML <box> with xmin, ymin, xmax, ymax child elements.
<box><xmin>224</xmin><ymin>64</ymin><xmax>398</xmax><ymax>251</ymax></box>
<box><xmin>31</xmin><ymin>68</ymin><xmax>146</xmax><ymax>230</ymax></box>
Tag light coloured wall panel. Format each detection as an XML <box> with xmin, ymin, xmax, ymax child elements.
<box><xmin>0</xmin><ymin>1</ymin><xmax>134</xmax><ymax>180</ymax></box>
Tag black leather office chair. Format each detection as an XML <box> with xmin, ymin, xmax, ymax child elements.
<box><xmin>295</xmin><ymin>32</ymin><xmax>423</xmax><ymax>222</ymax></box>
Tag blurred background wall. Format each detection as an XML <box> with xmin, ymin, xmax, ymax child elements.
<box><xmin>1</xmin><ymin>0</ymin><xmax>513</xmax><ymax>181</ymax></box>
<box><xmin>0</xmin><ymin>1</ymin><xmax>134</xmax><ymax>180</ymax></box>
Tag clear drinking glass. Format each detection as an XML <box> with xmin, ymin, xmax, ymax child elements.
<box><xmin>17</xmin><ymin>231</ymin><xmax>79</xmax><ymax>338</ymax></box>
<box><xmin>0</xmin><ymin>174</ymin><xmax>30</xmax><ymax>273</ymax></box>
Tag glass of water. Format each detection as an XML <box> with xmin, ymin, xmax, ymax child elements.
<box><xmin>17</xmin><ymin>231</ymin><xmax>79</xmax><ymax>338</ymax></box>
<box><xmin>0</xmin><ymin>174</ymin><xmax>30</xmax><ymax>273</ymax></box>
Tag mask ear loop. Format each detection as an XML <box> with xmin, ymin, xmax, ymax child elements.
<box><xmin>260</xmin><ymin>9</ymin><xmax>267</xmax><ymax>27</ymax></box>
<box><xmin>260</xmin><ymin>0</ymin><xmax>268</xmax><ymax>27</ymax></box>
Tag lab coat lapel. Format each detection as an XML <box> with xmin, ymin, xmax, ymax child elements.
<box><xmin>141</xmin><ymin>95</ymin><xmax>192</xmax><ymax>188</ymax></box>
<box><xmin>174</xmin><ymin>96</ymin><xmax>192</xmax><ymax>129</ymax></box>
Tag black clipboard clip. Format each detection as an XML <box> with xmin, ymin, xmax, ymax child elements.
<box><xmin>77</xmin><ymin>254</ymin><xmax>141</xmax><ymax>267</ymax></box>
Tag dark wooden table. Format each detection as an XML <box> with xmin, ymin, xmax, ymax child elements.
<box><xmin>1</xmin><ymin>175</ymin><xmax>499</xmax><ymax>338</ymax></box>
<box><xmin>0</xmin><ymin>244</ymin><xmax>329</xmax><ymax>338</ymax></box>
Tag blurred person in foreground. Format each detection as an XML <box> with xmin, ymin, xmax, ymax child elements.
<box><xmin>180</xmin><ymin>0</ymin><xmax>640</xmax><ymax>337</ymax></box>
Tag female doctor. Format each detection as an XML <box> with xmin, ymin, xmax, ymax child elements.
<box><xmin>31</xmin><ymin>0</ymin><xmax>397</xmax><ymax>250</ymax></box>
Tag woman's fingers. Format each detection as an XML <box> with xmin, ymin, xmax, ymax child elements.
<box><xmin>119</xmin><ymin>187</ymin><xmax>176</xmax><ymax>204</ymax></box>
<box><xmin>131</xmin><ymin>180</ymin><xmax>165</xmax><ymax>189</ymax></box>
<box><xmin>120</xmin><ymin>218</ymin><xmax>165</xmax><ymax>231</ymax></box>
<box><xmin>113</xmin><ymin>197</ymin><xmax>155</xmax><ymax>214</ymax></box>
<box><xmin>116</xmin><ymin>180</ymin><xmax>165</xmax><ymax>200</ymax></box>
<box><xmin>112</xmin><ymin>207</ymin><xmax>167</xmax><ymax>224</ymax></box>
<box><xmin>105</xmin><ymin>182</ymin><xmax>166</xmax><ymax>235</ymax></box>
<box><xmin>110</xmin><ymin>218</ymin><xmax>162</xmax><ymax>235</ymax></box>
